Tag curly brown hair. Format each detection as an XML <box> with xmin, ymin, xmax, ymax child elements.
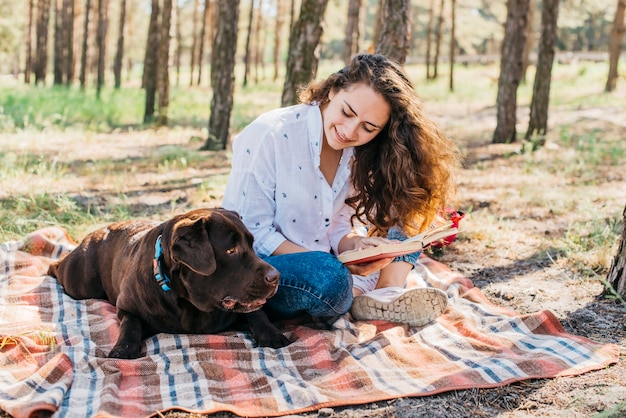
<box><xmin>299</xmin><ymin>54</ymin><xmax>461</xmax><ymax>236</ymax></box>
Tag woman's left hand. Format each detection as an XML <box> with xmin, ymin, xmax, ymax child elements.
<box><xmin>346</xmin><ymin>256</ymin><xmax>394</xmax><ymax>276</ymax></box>
<box><xmin>341</xmin><ymin>235</ymin><xmax>397</xmax><ymax>275</ymax></box>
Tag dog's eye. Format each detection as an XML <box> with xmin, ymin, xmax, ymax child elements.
<box><xmin>226</xmin><ymin>246</ymin><xmax>237</xmax><ymax>255</ymax></box>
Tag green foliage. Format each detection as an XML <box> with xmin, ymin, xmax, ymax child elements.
<box><xmin>552</xmin><ymin>214</ymin><xmax>623</xmax><ymax>277</ymax></box>
<box><xmin>0</xmin><ymin>189</ymin><xmax>141</xmax><ymax>242</ymax></box>
<box><xmin>559</xmin><ymin>128</ymin><xmax>626</xmax><ymax>167</ymax></box>
<box><xmin>166</xmin><ymin>86</ymin><xmax>213</xmax><ymax>128</ymax></box>
<box><xmin>0</xmin><ymin>193</ymin><xmax>91</xmax><ymax>241</ymax></box>
<box><xmin>594</xmin><ymin>401</ymin><xmax>626</xmax><ymax>418</ymax></box>
<box><xmin>232</xmin><ymin>77</ymin><xmax>283</xmax><ymax>132</ymax></box>
<box><xmin>0</xmin><ymin>83</ymin><xmax>145</xmax><ymax>132</ymax></box>
<box><xmin>151</xmin><ymin>145</ymin><xmax>206</xmax><ymax>171</ymax></box>
<box><xmin>519</xmin><ymin>121</ymin><xmax>624</xmax><ymax>185</ymax></box>
<box><xmin>565</xmin><ymin>215</ymin><xmax>622</xmax><ymax>254</ymax></box>
<box><xmin>0</xmin><ymin>151</ymin><xmax>65</xmax><ymax>180</ymax></box>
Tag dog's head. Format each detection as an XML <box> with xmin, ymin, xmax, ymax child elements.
<box><xmin>159</xmin><ymin>208</ymin><xmax>279</xmax><ymax>313</ymax></box>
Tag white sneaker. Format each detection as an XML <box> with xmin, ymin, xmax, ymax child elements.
<box><xmin>351</xmin><ymin>287</ymin><xmax>448</xmax><ymax>327</ymax></box>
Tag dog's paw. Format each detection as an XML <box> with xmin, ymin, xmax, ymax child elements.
<box><xmin>244</xmin><ymin>309</ymin><xmax>291</xmax><ymax>348</ymax></box>
<box><xmin>256</xmin><ymin>332</ymin><xmax>291</xmax><ymax>349</ymax></box>
<box><xmin>108</xmin><ymin>343</ymin><xmax>141</xmax><ymax>359</ymax></box>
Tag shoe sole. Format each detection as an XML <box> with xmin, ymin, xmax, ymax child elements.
<box><xmin>351</xmin><ymin>287</ymin><xmax>448</xmax><ymax>327</ymax></box>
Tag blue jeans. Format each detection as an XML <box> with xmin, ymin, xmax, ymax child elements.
<box><xmin>388</xmin><ymin>228</ymin><xmax>421</xmax><ymax>267</ymax></box>
<box><xmin>261</xmin><ymin>251</ymin><xmax>353</xmax><ymax>320</ymax></box>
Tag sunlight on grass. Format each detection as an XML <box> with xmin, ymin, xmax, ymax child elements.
<box><xmin>558</xmin><ymin>127</ymin><xmax>626</xmax><ymax>168</ymax></box>
<box><xmin>560</xmin><ymin>214</ymin><xmax>622</xmax><ymax>274</ymax></box>
<box><xmin>453</xmin><ymin>208</ymin><xmax>517</xmax><ymax>249</ymax></box>
<box><xmin>0</xmin><ymin>151</ymin><xmax>66</xmax><ymax>180</ymax></box>
<box><xmin>519</xmin><ymin>124</ymin><xmax>625</xmax><ymax>187</ymax></box>
<box><xmin>232</xmin><ymin>80</ymin><xmax>283</xmax><ymax>132</ymax></box>
<box><xmin>193</xmin><ymin>173</ymin><xmax>230</xmax><ymax>206</ymax></box>
<box><xmin>0</xmin><ymin>82</ymin><xmax>145</xmax><ymax>132</ymax></box>
<box><xmin>0</xmin><ymin>193</ymin><xmax>91</xmax><ymax>240</ymax></box>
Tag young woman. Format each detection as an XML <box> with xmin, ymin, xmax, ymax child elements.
<box><xmin>222</xmin><ymin>53</ymin><xmax>461</xmax><ymax>327</ymax></box>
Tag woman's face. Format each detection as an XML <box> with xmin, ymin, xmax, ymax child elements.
<box><xmin>322</xmin><ymin>83</ymin><xmax>391</xmax><ymax>151</ymax></box>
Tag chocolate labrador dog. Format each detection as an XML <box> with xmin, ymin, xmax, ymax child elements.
<box><xmin>48</xmin><ymin>208</ymin><xmax>290</xmax><ymax>359</ymax></box>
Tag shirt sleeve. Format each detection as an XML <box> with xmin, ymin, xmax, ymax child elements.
<box><xmin>222</xmin><ymin>122</ymin><xmax>287</xmax><ymax>257</ymax></box>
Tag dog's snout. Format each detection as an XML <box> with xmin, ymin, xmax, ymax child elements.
<box><xmin>265</xmin><ymin>268</ymin><xmax>280</xmax><ymax>284</ymax></box>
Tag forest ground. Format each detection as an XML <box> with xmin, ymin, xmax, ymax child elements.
<box><xmin>1</xmin><ymin>90</ymin><xmax>625</xmax><ymax>417</ymax></box>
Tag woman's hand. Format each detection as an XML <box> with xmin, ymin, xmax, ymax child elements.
<box><xmin>339</xmin><ymin>235</ymin><xmax>398</xmax><ymax>276</ymax></box>
<box><xmin>339</xmin><ymin>234</ymin><xmax>395</xmax><ymax>253</ymax></box>
<box><xmin>346</xmin><ymin>256</ymin><xmax>394</xmax><ymax>275</ymax></box>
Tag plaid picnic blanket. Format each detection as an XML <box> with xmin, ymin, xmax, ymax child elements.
<box><xmin>0</xmin><ymin>227</ymin><xmax>619</xmax><ymax>418</ymax></box>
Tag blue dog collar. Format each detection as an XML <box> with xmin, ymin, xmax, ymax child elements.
<box><xmin>153</xmin><ymin>235</ymin><xmax>171</xmax><ymax>291</ymax></box>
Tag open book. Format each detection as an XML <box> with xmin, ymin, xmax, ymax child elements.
<box><xmin>337</xmin><ymin>222</ymin><xmax>459</xmax><ymax>265</ymax></box>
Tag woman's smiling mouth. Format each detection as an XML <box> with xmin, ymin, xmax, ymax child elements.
<box><xmin>334</xmin><ymin>127</ymin><xmax>353</xmax><ymax>144</ymax></box>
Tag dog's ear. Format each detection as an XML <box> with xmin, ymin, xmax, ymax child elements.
<box><xmin>169</xmin><ymin>218</ymin><xmax>217</xmax><ymax>276</ymax></box>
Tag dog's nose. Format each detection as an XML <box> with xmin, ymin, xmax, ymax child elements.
<box><xmin>265</xmin><ymin>268</ymin><xmax>280</xmax><ymax>284</ymax></box>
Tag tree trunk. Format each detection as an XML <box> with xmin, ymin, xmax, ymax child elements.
<box><xmin>89</xmin><ymin>0</ymin><xmax>99</xmax><ymax>80</ymax></box>
<box><xmin>289</xmin><ymin>0</ymin><xmax>296</xmax><ymax>33</ymax></box>
<box><xmin>95</xmin><ymin>0</ymin><xmax>108</xmax><ymax>99</ymax></box>
<box><xmin>196</xmin><ymin>0</ymin><xmax>211</xmax><ymax>86</ymax></box>
<box><xmin>253</xmin><ymin>0</ymin><xmax>265</xmax><ymax>84</ymax></box>
<box><xmin>113</xmin><ymin>0</ymin><xmax>127</xmax><ymax>89</ymax></box>
<box><xmin>425</xmin><ymin>0</ymin><xmax>435</xmax><ymax>80</ymax></box>
<box><xmin>35</xmin><ymin>0</ymin><xmax>52</xmax><ymax>85</ymax></box>
<box><xmin>25</xmin><ymin>0</ymin><xmax>34</xmax><ymax>84</ymax></box>
<box><xmin>254</xmin><ymin>0</ymin><xmax>267</xmax><ymax>84</ymax></box>
<box><xmin>281</xmin><ymin>0</ymin><xmax>330</xmax><ymax>107</ymax></box>
<box><xmin>64</xmin><ymin>0</ymin><xmax>75</xmax><ymax>86</ymax></box>
<box><xmin>125</xmin><ymin>0</ymin><xmax>134</xmax><ymax>80</ymax></box>
<box><xmin>372</xmin><ymin>0</ymin><xmax>381</xmax><ymax>51</ymax></box>
<box><xmin>521</xmin><ymin>0</ymin><xmax>536</xmax><ymax>83</ymax></box>
<box><xmin>449</xmin><ymin>0</ymin><xmax>455</xmax><ymax>91</ymax></box>
<box><xmin>189</xmin><ymin>0</ymin><xmax>200</xmax><ymax>86</ymax></box>
<box><xmin>174</xmin><ymin>2</ymin><xmax>182</xmax><ymax>86</ymax></box>
<box><xmin>607</xmin><ymin>205</ymin><xmax>626</xmax><ymax>298</ymax></box>
<box><xmin>375</xmin><ymin>0</ymin><xmax>411</xmax><ymax>64</ymax></box>
<box><xmin>243</xmin><ymin>0</ymin><xmax>254</xmax><ymax>87</ymax></box>
<box><xmin>585</xmin><ymin>12</ymin><xmax>599</xmax><ymax>51</ymax></box>
<box><xmin>343</xmin><ymin>0</ymin><xmax>361</xmax><ymax>65</ymax></box>
<box><xmin>157</xmin><ymin>0</ymin><xmax>172</xmax><ymax>127</ymax></box>
<box><xmin>54</xmin><ymin>0</ymin><xmax>64</xmax><ymax>85</ymax></box>
<box><xmin>525</xmin><ymin>0</ymin><xmax>559</xmax><ymax>139</ymax></box>
<box><xmin>433</xmin><ymin>0</ymin><xmax>444</xmax><ymax>79</ymax></box>
<box><xmin>143</xmin><ymin>0</ymin><xmax>160</xmax><ymax>123</ymax></box>
<box><xmin>493</xmin><ymin>0</ymin><xmax>530</xmax><ymax>144</ymax></box>
<box><xmin>79</xmin><ymin>0</ymin><xmax>91</xmax><ymax>89</ymax></box>
<box><xmin>203</xmin><ymin>0</ymin><xmax>240</xmax><ymax>150</ymax></box>
<box><xmin>273</xmin><ymin>0</ymin><xmax>285</xmax><ymax>80</ymax></box>
<box><xmin>209</xmin><ymin>1</ymin><xmax>218</xmax><ymax>60</ymax></box>
<box><xmin>606</xmin><ymin>0</ymin><xmax>625</xmax><ymax>92</ymax></box>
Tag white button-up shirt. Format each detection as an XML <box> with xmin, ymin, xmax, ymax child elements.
<box><xmin>222</xmin><ymin>103</ymin><xmax>356</xmax><ymax>257</ymax></box>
